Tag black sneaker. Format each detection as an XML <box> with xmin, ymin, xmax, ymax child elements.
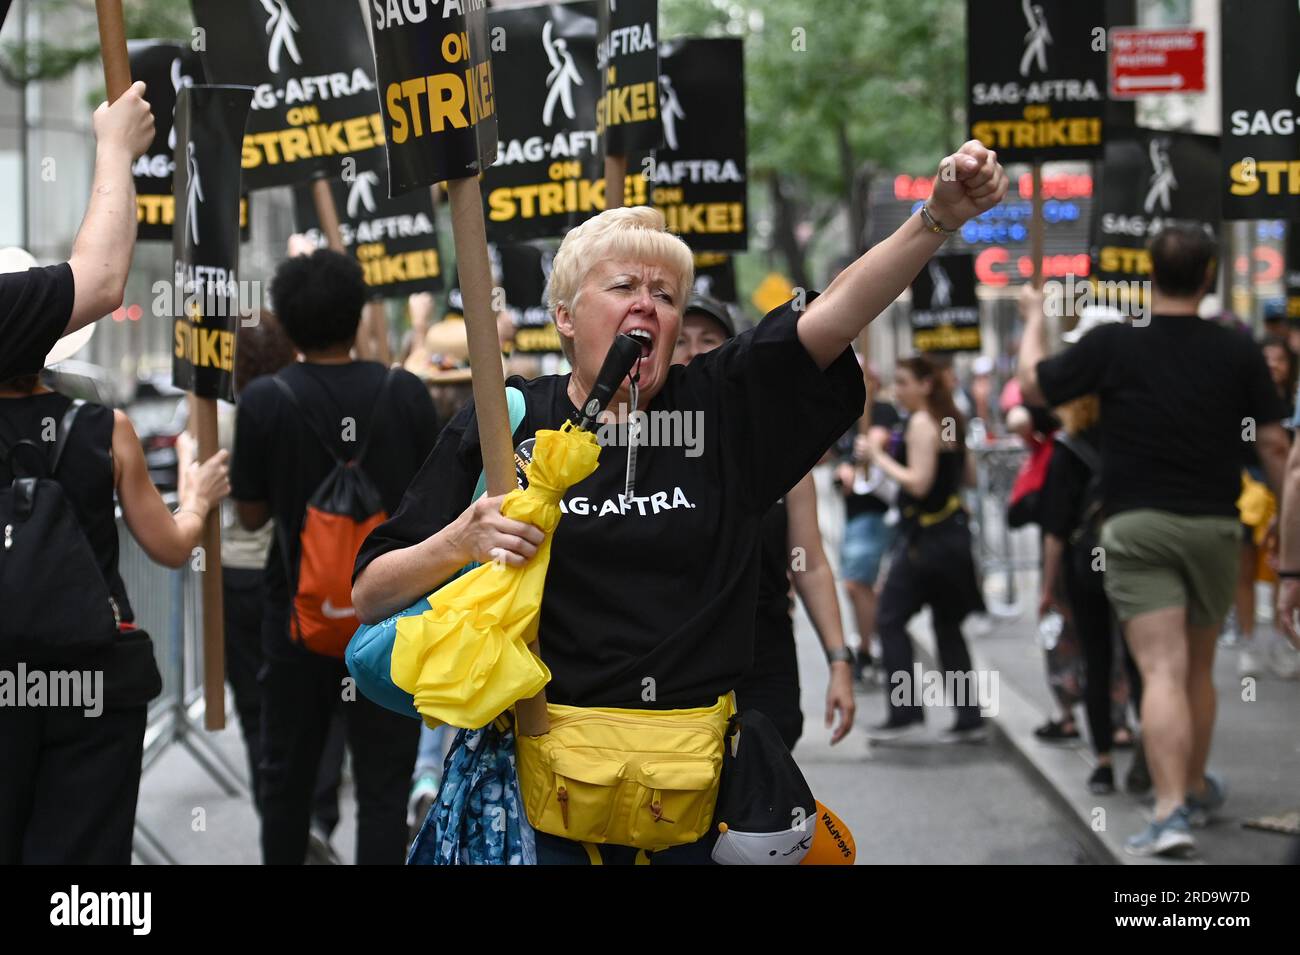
<box><xmin>864</xmin><ymin>717</ymin><xmax>925</xmax><ymax>743</ymax></box>
<box><xmin>1087</xmin><ymin>764</ymin><xmax>1115</xmax><ymax>795</ymax></box>
<box><xmin>1125</xmin><ymin>740</ymin><xmax>1152</xmax><ymax>796</ymax></box>
<box><xmin>1033</xmin><ymin>719</ymin><xmax>1080</xmax><ymax>743</ymax></box>
<box><xmin>938</xmin><ymin>720</ymin><xmax>988</xmax><ymax>744</ymax></box>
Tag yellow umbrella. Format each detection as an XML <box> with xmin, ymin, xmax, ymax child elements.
<box><xmin>391</xmin><ymin>422</ymin><xmax>602</xmax><ymax>730</ymax></box>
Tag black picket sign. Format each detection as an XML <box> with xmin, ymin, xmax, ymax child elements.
<box><xmin>484</xmin><ymin>2</ymin><xmax>622</xmax><ymax>242</ymax></box>
<box><xmin>1221</xmin><ymin>0</ymin><xmax>1300</xmax><ymax>221</ymax></box>
<box><xmin>967</xmin><ymin>0</ymin><xmax>1107</xmax><ymax>163</ymax></box>
<box><xmin>597</xmin><ymin>0</ymin><xmax>662</xmax><ymax>155</ymax></box>
<box><xmin>130</xmin><ymin>40</ymin><xmax>251</xmax><ymax>243</ymax></box>
<box><xmin>653</xmin><ymin>38</ymin><xmax>747</xmax><ymax>252</ymax></box>
<box><xmin>692</xmin><ymin>252</ymin><xmax>737</xmax><ymax>304</ymax></box>
<box><xmin>191</xmin><ymin>0</ymin><xmax>385</xmax><ymax>191</ymax></box>
<box><xmin>498</xmin><ymin>243</ymin><xmax>562</xmax><ymax>354</ymax></box>
<box><xmin>1091</xmin><ymin>129</ymin><xmax>1220</xmax><ymax>285</ymax></box>
<box><xmin>292</xmin><ymin>169</ymin><xmax>443</xmax><ymax>299</ymax></box>
<box><xmin>172</xmin><ymin>84</ymin><xmax>254</xmax><ymax>403</ymax></box>
<box><xmin>369</xmin><ymin>0</ymin><xmax>498</xmax><ymax>195</ymax></box>
<box><xmin>910</xmin><ymin>254</ymin><xmax>981</xmax><ymax>354</ymax></box>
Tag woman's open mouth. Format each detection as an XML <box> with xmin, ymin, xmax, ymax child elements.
<box><xmin>624</xmin><ymin>327</ymin><xmax>654</xmax><ymax>358</ymax></box>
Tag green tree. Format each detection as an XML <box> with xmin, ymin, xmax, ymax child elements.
<box><xmin>0</xmin><ymin>0</ymin><xmax>193</xmax><ymax>86</ymax></box>
<box><xmin>662</xmin><ymin>0</ymin><xmax>965</xmax><ymax>287</ymax></box>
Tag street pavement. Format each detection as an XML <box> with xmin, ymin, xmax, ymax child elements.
<box><xmin>947</xmin><ymin>573</ymin><xmax>1300</xmax><ymax>866</ymax></box>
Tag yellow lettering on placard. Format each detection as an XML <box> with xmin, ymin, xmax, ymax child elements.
<box><xmin>914</xmin><ymin>326</ymin><xmax>981</xmax><ymax>351</ymax></box>
<box><xmin>240</xmin><ymin>114</ymin><xmax>386</xmax><ymax>169</ymax></box>
<box><xmin>596</xmin><ymin>80</ymin><xmax>658</xmax><ymax>135</ymax></box>
<box><xmin>971</xmin><ymin>114</ymin><xmax>1102</xmax><ymax>152</ymax></box>
<box><xmin>383</xmin><ymin>63</ymin><xmax>494</xmax><ymax>146</ymax></box>
<box><xmin>173</xmin><ymin>319</ymin><xmax>236</xmax><ymax>372</ymax></box>
<box><xmin>1099</xmin><ymin>246</ymin><xmax>1151</xmax><ymax>275</ymax></box>
<box><xmin>656</xmin><ymin>202</ymin><xmax>744</xmax><ymax>235</ymax></box>
<box><xmin>486</xmin><ymin>175</ymin><xmax>648</xmax><ymax>222</ymax></box>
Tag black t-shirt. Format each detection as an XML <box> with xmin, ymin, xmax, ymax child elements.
<box><xmin>354</xmin><ymin>301</ymin><xmax>864</xmax><ymax>710</ymax></box>
<box><xmin>231</xmin><ymin>361</ymin><xmax>439</xmax><ymax>656</ymax></box>
<box><xmin>1039</xmin><ymin>427</ymin><xmax>1100</xmax><ymax>543</ymax></box>
<box><xmin>0</xmin><ymin>264</ymin><xmax>74</xmax><ymax>381</ymax></box>
<box><xmin>755</xmin><ymin>498</ymin><xmax>791</xmax><ymax>623</ymax></box>
<box><xmin>836</xmin><ymin>400</ymin><xmax>902</xmax><ymax>518</ymax></box>
<box><xmin>1037</xmin><ymin>315</ymin><xmax>1287</xmax><ymax>518</ymax></box>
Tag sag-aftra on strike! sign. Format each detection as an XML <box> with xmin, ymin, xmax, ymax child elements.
<box><xmin>967</xmin><ymin>0</ymin><xmax>1107</xmax><ymax>163</ymax></box>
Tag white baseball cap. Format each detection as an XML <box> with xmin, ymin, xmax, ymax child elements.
<box><xmin>1062</xmin><ymin>305</ymin><xmax>1124</xmax><ymax>344</ymax></box>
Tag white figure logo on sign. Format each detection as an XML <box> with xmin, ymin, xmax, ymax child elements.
<box><xmin>542</xmin><ymin>19</ymin><xmax>583</xmax><ymax>127</ymax></box>
<box><xmin>186</xmin><ymin>143</ymin><xmax>204</xmax><ymax>247</ymax></box>
<box><xmin>1144</xmin><ymin>138</ymin><xmax>1178</xmax><ymax>215</ymax></box>
<box><xmin>260</xmin><ymin>0</ymin><xmax>303</xmax><ymax>76</ymax></box>
<box><xmin>347</xmin><ymin>171</ymin><xmax>380</xmax><ymax>218</ymax></box>
<box><xmin>659</xmin><ymin>75</ymin><xmax>685</xmax><ymax>151</ymax></box>
<box><xmin>1019</xmin><ymin>0</ymin><xmax>1052</xmax><ymax>78</ymax></box>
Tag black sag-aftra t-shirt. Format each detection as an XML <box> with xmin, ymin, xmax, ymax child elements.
<box><xmin>231</xmin><ymin>361</ymin><xmax>439</xmax><ymax>657</ymax></box>
<box><xmin>1036</xmin><ymin>315</ymin><xmax>1286</xmax><ymax>518</ymax></box>
<box><xmin>355</xmin><ymin>300</ymin><xmax>865</xmax><ymax>710</ymax></box>
<box><xmin>0</xmin><ymin>264</ymin><xmax>74</xmax><ymax>381</ymax></box>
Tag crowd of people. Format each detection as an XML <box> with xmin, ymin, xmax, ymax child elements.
<box><xmin>2</xmin><ymin>86</ymin><xmax>1297</xmax><ymax>866</ymax></box>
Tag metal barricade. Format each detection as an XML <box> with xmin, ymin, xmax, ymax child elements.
<box><xmin>115</xmin><ymin>512</ymin><xmax>248</xmax><ymax>864</ymax></box>
<box><xmin>968</xmin><ymin>438</ymin><xmax>1041</xmax><ymax>618</ymax></box>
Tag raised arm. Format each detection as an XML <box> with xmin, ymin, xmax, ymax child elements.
<box><xmin>67</xmin><ymin>82</ymin><xmax>156</xmax><ymax>335</ymax></box>
<box><xmin>114</xmin><ymin>411</ymin><xmax>229</xmax><ymax>569</ymax></box>
<box><xmin>797</xmin><ymin>141</ymin><xmax>1008</xmax><ymax>369</ymax></box>
<box><xmin>1016</xmin><ymin>283</ymin><xmax>1049</xmax><ymax>406</ymax></box>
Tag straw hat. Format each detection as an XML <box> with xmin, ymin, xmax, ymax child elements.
<box><xmin>406</xmin><ymin>316</ymin><xmax>473</xmax><ymax>384</ymax></box>
<box><xmin>0</xmin><ymin>247</ymin><xmax>96</xmax><ymax>366</ymax></box>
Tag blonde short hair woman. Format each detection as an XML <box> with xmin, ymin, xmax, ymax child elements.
<box><xmin>353</xmin><ymin>142</ymin><xmax>1008</xmax><ymax>864</ymax></box>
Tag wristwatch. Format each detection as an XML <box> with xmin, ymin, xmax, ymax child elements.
<box><xmin>920</xmin><ymin>203</ymin><xmax>958</xmax><ymax>236</ymax></box>
<box><xmin>826</xmin><ymin>647</ymin><xmax>854</xmax><ymax>666</ymax></box>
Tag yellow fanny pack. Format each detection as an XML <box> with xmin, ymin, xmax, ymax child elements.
<box><xmin>514</xmin><ymin>694</ymin><xmax>734</xmax><ymax>851</ymax></box>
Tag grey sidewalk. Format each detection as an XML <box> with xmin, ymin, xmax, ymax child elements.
<box><xmin>917</xmin><ymin>604</ymin><xmax>1300</xmax><ymax>865</ymax></box>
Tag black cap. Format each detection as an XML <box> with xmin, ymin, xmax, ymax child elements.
<box><xmin>684</xmin><ymin>293</ymin><xmax>735</xmax><ymax>339</ymax></box>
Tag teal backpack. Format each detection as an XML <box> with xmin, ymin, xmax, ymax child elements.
<box><xmin>345</xmin><ymin>387</ymin><xmax>527</xmax><ymax>719</ymax></box>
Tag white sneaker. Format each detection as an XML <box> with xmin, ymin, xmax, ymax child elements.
<box><xmin>1268</xmin><ymin>635</ymin><xmax>1300</xmax><ymax>679</ymax></box>
<box><xmin>1237</xmin><ymin>645</ymin><xmax>1264</xmax><ymax>678</ymax></box>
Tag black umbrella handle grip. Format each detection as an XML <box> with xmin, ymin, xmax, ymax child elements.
<box><xmin>572</xmin><ymin>333</ymin><xmax>643</xmax><ymax>432</ymax></box>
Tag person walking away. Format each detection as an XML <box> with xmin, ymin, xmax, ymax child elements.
<box><xmin>863</xmin><ymin>356</ymin><xmax>988</xmax><ymax>743</ymax></box>
<box><xmin>1018</xmin><ymin>225</ymin><xmax>1290</xmax><ymax>857</ymax></box>
<box><xmin>231</xmin><ymin>250</ymin><xmax>439</xmax><ymax>864</ymax></box>
<box><xmin>1037</xmin><ymin>394</ymin><xmax>1143</xmax><ymax>794</ymax></box>
<box><xmin>0</xmin><ymin>319</ymin><xmax>229</xmax><ymax>863</ymax></box>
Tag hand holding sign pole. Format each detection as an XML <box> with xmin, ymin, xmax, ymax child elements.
<box><xmin>370</xmin><ymin>1</ymin><xmax>546</xmax><ymax>734</ymax></box>
<box><xmin>173</xmin><ymin>85</ymin><xmax>256</xmax><ymax>731</ymax></box>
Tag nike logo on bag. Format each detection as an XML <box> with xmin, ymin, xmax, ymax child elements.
<box><xmin>321</xmin><ymin>599</ymin><xmax>356</xmax><ymax>620</ymax></box>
